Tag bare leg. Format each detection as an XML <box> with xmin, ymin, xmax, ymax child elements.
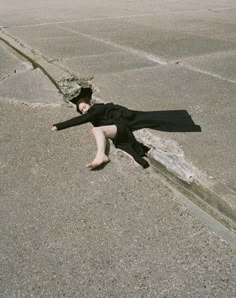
<box><xmin>86</xmin><ymin>125</ymin><xmax>117</xmax><ymax>169</ymax></box>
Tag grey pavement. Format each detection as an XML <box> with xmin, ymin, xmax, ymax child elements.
<box><xmin>0</xmin><ymin>42</ymin><xmax>30</xmax><ymax>81</ymax></box>
<box><xmin>1</xmin><ymin>99</ymin><xmax>236</xmax><ymax>297</ymax></box>
<box><xmin>1</xmin><ymin>0</ymin><xmax>236</xmax><ymax>296</ymax></box>
<box><xmin>0</xmin><ymin>40</ymin><xmax>63</xmax><ymax>105</ymax></box>
<box><xmin>2</xmin><ymin>0</ymin><xmax>236</xmax><ymax>224</ymax></box>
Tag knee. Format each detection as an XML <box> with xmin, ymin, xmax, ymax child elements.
<box><xmin>91</xmin><ymin>126</ymin><xmax>101</xmax><ymax>133</ymax></box>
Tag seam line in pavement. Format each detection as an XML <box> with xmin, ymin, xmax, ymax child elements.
<box><xmin>53</xmin><ymin>25</ymin><xmax>236</xmax><ymax>84</ymax></box>
<box><xmin>149</xmin><ymin>157</ymin><xmax>236</xmax><ymax>233</ymax></box>
<box><xmin>1</xmin><ymin>28</ymin><xmax>236</xmax><ymax>233</ymax></box>
<box><xmin>178</xmin><ymin>64</ymin><xmax>236</xmax><ymax>84</ymax></box>
<box><xmin>176</xmin><ymin>49</ymin><xmax>236</xmax><ymax>62</ymax></box>
<box><xmin>7</xmin><ymin>6</ymin><xmax>236</xmax><ymax>28</ymax></box>
<box><xmin>56</xmin><ymin>25</ymin><xmax>168</xmax><ymax>65</ymax></box>
<box><xmin>0</xmin><ymin>30</ymin><xmax>67</xmax><ymax>94</ymax></box>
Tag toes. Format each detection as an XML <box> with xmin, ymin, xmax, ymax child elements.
<box><xmin>86</xmin><ymin>162</ymin><xmax>98</xmax><ymax>169</ymax></box>
<box><xmin>86</xmin><ymin>158</ymin><xmax>109</xmax><ymax>169</ymax></box>
<box><xmin>86</xmin><ymin>163</ymin><xmax>93</xmax><ymax>168</ymax></box>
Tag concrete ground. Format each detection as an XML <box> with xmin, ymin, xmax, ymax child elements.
<box><xmin>1</xmin><ymin>0</ymin><xmax>236</xmax><ymax>215</ymax></box>
<box><xmin>1</xmin><ymin>0</ymin><xmax>236</xmax><ymax>296</ymax></box>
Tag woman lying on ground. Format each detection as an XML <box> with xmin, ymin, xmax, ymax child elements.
<box><xmin>52</xmin><ymin>96</ymin><xmax>201</xmax><ymax>169</ymax></box>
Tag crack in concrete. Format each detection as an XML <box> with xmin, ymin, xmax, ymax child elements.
<box><xmin>0</xmin><ymin>62</ymin><xmax>34</xmax><ymax>82</ymax></box>
<box><xmin>3</xmin><ymin>19</ymin><xmax>235</xmax><ymax>85</ymax></box>
<box><xmin>0</xmin><ymin>73</ymin><xmax>14</xmax><ymax>82</ymax></box>
<box><xmin>0</xmin><ymin>30</ymin><xmax>68</xmax><ymax>94</ymax></box>
<box><xmin>93</xmin><ymin>96</ymin><xmax>200</xmax><ymax>183</ymax></box>
<box><xmin>0</xmin><ymin>29</ymin><xmax>95</xmax><ymax>104</ymax></box>
<box><xmin>56</xmin><ymin>25</ymin><xmax>236</xmax><ymax>83</ymax></box>
<box><xmin>134</xmin><ymin>129</ymin><xmax>200</xmax><ymax>183</ymax></box>
<box><xmin>1</xmin><ymin>25</ymin><xmax>235</xmax><ymax>231</ymax></box>
<box><xmin>2</xmin><ymin>32</ymin><xmax>65</xmax><ymax>71</ymax></box>
<box><xmin>93</xmin><ymin>95</ymin><xmax>236</xmax><ymax>231</ymax></box>
<box><xmin>0</xmin><ymin>33</ymin><xmax>43</xmax><ymax>70</ymax></box>
<box><xmin>8</xmin><ymin>6</ymin><xmax>236</xmax><ymax>28</ymax></box>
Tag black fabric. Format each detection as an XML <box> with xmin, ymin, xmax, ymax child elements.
<box><xmin>54</xmin><ymin>103</ymin><xmax>201</xmax><ymax>168</ymax></box>
<box><xmin>113</xmin><ymin>123</ymin><xmax>150</xmax><ymax>168</ymax></box>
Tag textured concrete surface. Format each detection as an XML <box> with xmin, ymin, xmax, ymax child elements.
<box><xmin>182</xmin><ymin>52</ymin><xmax>236</xmax><ymax>82</ymax></box>
<box><xmin>94</xmin><ymin>65</ymin><xmax>236</xmax><ymax>186</ymax></box>
<box><xmin>3</xmin><ymin>1</ymin><xmax>235</xmax><ymax>191</ymax></box>
<box><xmin>62</xmin><ymin>51</ymin><xmax>157</xmax><ymax>76</ymax></box>
<box><xmin>0</xmin><ymin>41</ymin><xmax>30</xmax><ymax>80</ymax></box>
<box><xmin>0</xmin><ymin>67</ymin><xmax>63</xmax><ymax>104</ymax></box>
<box><xmin>0</xmin><ymin>100</ymin><xmax>236</xmax><ymax>297</ymax></box>
<box><xmin>1</xmin><ymin>1</ymin><xmax>236</xmax><ymax>296</ymax></box>
<box><xmin>0</xmin><ymin>40</ymin><xmax>63</xmax><ymax>104</ymax></box>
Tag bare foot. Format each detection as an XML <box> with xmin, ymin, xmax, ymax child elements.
<box><xmin>86</xmin><ymin>155</ymin><xmax>110</xmax><ymax>169</ymax></box>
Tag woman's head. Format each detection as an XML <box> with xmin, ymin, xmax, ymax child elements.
<box><xmin>77</xmin><ymin>99</ymin><xmax>93</xmax><ymax>114</ymax></box>
<box><xmin>72</xmin><ymin>87</ymin><xmax>93</xmax><ymax>114</ymax></box>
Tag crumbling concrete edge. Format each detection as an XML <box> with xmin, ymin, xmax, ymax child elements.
<box><xmin>149</xmin><ymin>155</ymin><xmax>236</xmax><ymax>232</ymax></box>
<box><xmin>134</xmin><ymin>127</ymin><xmax>236</xmax><ymax>232</ymax></box>
<box><xmin>0</xmin><ymin>29</ymin><xmax>63</xmax><ymax>93</ymax></box>
<box><xmin>134</xmin><ymin>128</ymin><xmax>236</xmax><ymax>232</ymax></box>
<box><xmin>1</xmin><ymin>28</ymin><xmax>235</xmax><ymax>232</ymax></box>
<box><xmin>0</xmin><ymin>28</ymin><xmax>92</xmax><ymax>103</ymax></box>
<box><xmin>94</xmin><ymin>96</ymin><xmax>236</xmax><ymax>232</ymax></box>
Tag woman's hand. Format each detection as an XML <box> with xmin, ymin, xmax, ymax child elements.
<box><xmin>51</xmin><ymin>126</ymin><xmax>58</xmax><ymax>131</ymax></box>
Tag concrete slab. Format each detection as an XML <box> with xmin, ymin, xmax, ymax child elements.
<box><xmin>59</xmin><ymin>17</ymin><xmax>236</xmax><ymax>61</ymax></box>
<box><xmin>182</xmin><ymin>52</ymin><xmax>236</xmax><ymax>82</ymax></box>
<box><xmin>1</xmin><ymin>0</ymin><xmax>236</xmax><ymax>27</ymax></box>
<box><xmin>125</xmin><ymin>1</ymin><xmax>236</xmax><ymax>13</ymax></box>
<box><xmin>1</xmin><ymin>0</ymin><xmax>236</xmax><ymax>225</ymax></box>
<box><xmin>93</xmin><ymin>64</ymin><xmax>236</xmax><ymax>194</ymax></box>
<box><xmin>8</xmin><ymin>24</ymin><xmax>77</xmax><ymax>40</ymax></box>
<box><xmin>0</xmin><ymin>41</ymin><xmax>30</xmax><ymax>80</ymax></box>
<box><xmin>7</xmin><ymin>29</ymin><xmax>122</xmax><ymax>60</ymax></box>
<box><xmin>62</xmin><ymin>51</ymin><xmax>158</xmax><ymax>76</ymax></box>
<box><xmin>1</xmin><ymin>0</ymin><xmax>236</xmax><ymax>295</ymax></box>
<box><xmin>6</xmin><ymin>3</ymin><xmax>236</xmax><ymax>62</ymax></box>
<box><xmin>124</xmin><ymin>9</ymin><xmax>236</xmax><ymax>42</ymax></box>
<box><xmin>0</xmin><ymin>68</ymin><xmax>62</xmax><ymax>104</ymax></box>
<box><xmin>1</xmin><ymin>100</ymin><xmax>236</xmax><ymax>296</ymax></box>
<box><xmin>0</xmin><ymin>0</ymin><xmax>145</xmax><ymax>27</ymax></box>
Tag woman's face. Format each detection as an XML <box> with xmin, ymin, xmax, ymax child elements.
<box><xmin>78</xmin><ymin>102</ymin><xmax>92</xmax><ymax>114</ymax></box>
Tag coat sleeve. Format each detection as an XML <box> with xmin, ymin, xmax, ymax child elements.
<box><xmin>53</xmin><ymin>105</ymin><xmax>104</xmax><ymax>130</ymax></box>
<box><xmin>114</xmin><ymin>104</ymin><xmax>128</xmax><ymax>110</ymax></box>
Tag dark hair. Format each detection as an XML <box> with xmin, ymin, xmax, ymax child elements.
<box><xmin>76</xmin><ymin>98</ymin><xmax>92</xmax><ymax>114</ymax></box>
<box><xmin>70</xmin><ymin>88</ymin><xmax>93</xmax><ymax>114</ymax></box>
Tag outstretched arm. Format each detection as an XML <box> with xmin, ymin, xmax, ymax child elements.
<box><xmin>52</xmin><ymin>104</ymin><xmax>105</xmax><ymax>131</ymax></box>
<box><xmin>53</xmin><ymin>113</ymin><xmax>92</xmax><ymax>131</ymax></box>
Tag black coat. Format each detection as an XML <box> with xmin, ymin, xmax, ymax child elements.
<box><xmin>54</xmin><ymin>103</ymin><xmax>201</xmax><ymax>168</ymax></box>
